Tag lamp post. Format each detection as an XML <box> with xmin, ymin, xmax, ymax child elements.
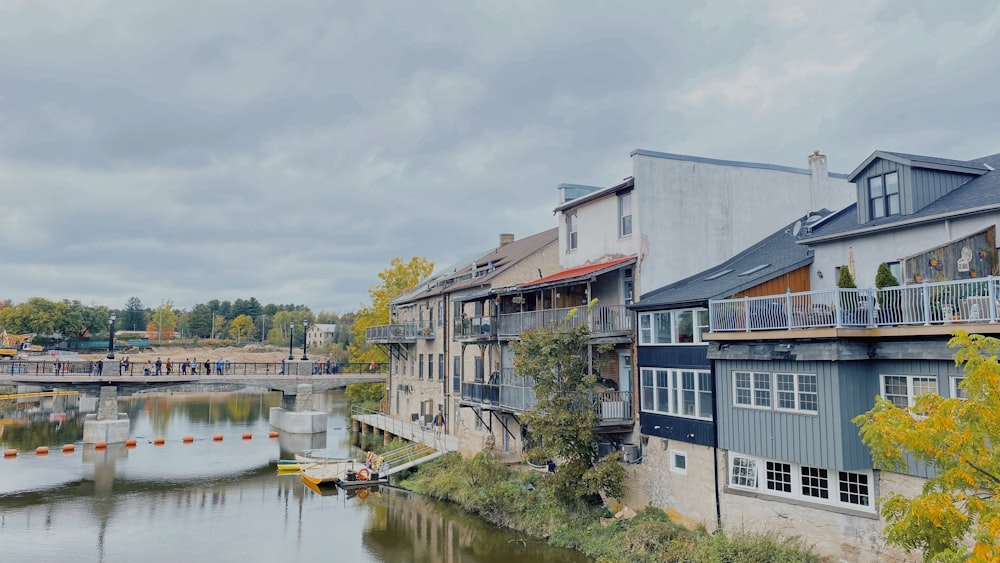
<box><xmin>107</xmin><ymin>312</ymin><xmax>116</xmax><ymax>359</ymax></box>
<box><xmin>301</xmin><ymin>319</ymin><xmax>309</xmax><ymax>361</ymax></box>
<box><xmin>287</xmin><ymin>321</ymin><xmax>294</xmax><ymax>361</ymax></box>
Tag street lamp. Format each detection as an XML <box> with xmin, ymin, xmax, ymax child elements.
<box><xmin>288</xmin><ymin>321</ymin><xmax>294</xmax><ymax>361</ymax></box>
<box><xmin>107</xmin><ymin>312</ymin><xmax>116</xmax><ymax>360</ymax></box>
<box><xmin>301</xmin><ymin>319</ymin><xmax>309</xmax><ymax>361</ymax></box>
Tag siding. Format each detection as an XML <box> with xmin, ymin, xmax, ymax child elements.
<box><xmin>637</xmin><ymin>345</ymin><xmax>709</xmax><ymax>369</ymax></box>
<box><xmin>640</xmin><ymin>412</ymin><xmax>716</xmax><ymax>447</ymax></box>
<box><xmin>732</xmin><ymin>265</ymin><xmax>811</xmax><ymax>298</ymax></box>
<box><xmin>911</xmin><ymin>168</ymin><xmax>975</xmax><ymax>213</ymax></box>
<box><xmin>835</xmin><ymin>361</ymin><xmax>877</xmax><ymax>470</ymax></box>
<box><xmin>716</xmin><ymin>359</ymin><xmax>846</xmax><ymax>469</ymax></box>
<box><xmin>854</xmin><ymin>159</ymin><xmax>907</xmax><ymax>223</ymax></box>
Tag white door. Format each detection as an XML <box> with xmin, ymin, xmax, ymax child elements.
<box><xmin>618</xmin><ymin>351</ymin><xmax>632</xmax><ymax>394</ymax></box>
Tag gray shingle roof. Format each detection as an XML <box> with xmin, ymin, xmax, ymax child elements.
<box><xmin>633</xmin><ymin>212</ymin><xmax>827</xmax><ymax>310</ymax></box>
<box><xmin>803</xmin><ymin>152</ymin><xmax>1000</xmax><ymax>242</ymax></box>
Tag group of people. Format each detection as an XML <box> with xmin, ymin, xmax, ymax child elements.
<box><xmin>115</xmin><ymin>356</ymin><xmax>232</xmax><ymax>376</ymax></box>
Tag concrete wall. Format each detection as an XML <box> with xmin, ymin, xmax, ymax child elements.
<box><xmin>559</xmin><ymin>190</ymin><xmax>639</xmax><ymax>269</ymax></box>
<box><xmin>621</xmin><ymin>440</ymin><xmax>720</xmax><ymax>530</ymax></box>
<box><xmin>632</xmin><ymin>153</ymin><xmax>854</xmax><ymax>299</ymax></box>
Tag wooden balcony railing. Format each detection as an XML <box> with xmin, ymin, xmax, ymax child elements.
<box><xmin>709</xmin><ymin>276</ymin><xmax>1000</xmax><ymax>332</ymax></box>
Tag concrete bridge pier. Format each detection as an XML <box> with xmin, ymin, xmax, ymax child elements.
<box><xmin>268</xmin><ymin>384</ymin><xmax>327</xmax><ymax>434</ymax></box>
<box><xmin>82</xmin><ymin>385</ymin><xmax>130</xmax><ymax>444</ymax></box>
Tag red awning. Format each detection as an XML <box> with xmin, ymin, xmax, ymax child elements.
<box><xmin>520</xmin><ymin>255</ymin><xmax>636</xmax><ymax>289</ymax></box>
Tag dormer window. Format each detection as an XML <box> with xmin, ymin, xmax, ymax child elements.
<box><xmin>869</xmin><ymin>171</ymin><xmax>899</xmax><ymax>219</ymax></box>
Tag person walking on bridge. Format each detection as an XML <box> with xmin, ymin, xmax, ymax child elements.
<box><xmin>190</xmin><ymin>357</ymin><xmax>197</xmax><ymax>375</ymax></box>
<box><xmin>155</xmin><ymin>357</ymin><xmax>162</xmax><ymax>376</ymax></box>
<box><xmin>166</xmin><ymin>358</ymin><xmax>172</xmax><ymax>375</ymax></box>
<box><xmin>204</xmin><ymin>359</ymin><xmax>211</xmax><ymax>376</ymax></box>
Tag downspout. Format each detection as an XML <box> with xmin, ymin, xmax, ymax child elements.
<box><xmin>711</xmin><ymin>362</ymin><xmax>723</xmax><ymax>532</ymax></box>
<box><xmin>587</xmin><ymin>281</ymin><xmax>593</xmax><ymax>377</ymax></box>
<box><xmin>443</xmin><ymin>295</ymin><xmax>449</xmax><ymax>434</ymax></box>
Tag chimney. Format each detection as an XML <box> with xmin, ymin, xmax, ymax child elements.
<box><xmin>499</xmin><ymin>233</ymin><xmax>515</xmax><ymax>246</ymax></box>
<box><xmin>808</xmin><ymin>150</ymin><xmax>828</xmax><ymax>212</ymax></box>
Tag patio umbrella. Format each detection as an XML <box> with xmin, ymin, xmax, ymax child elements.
<box><xmin>848</xmin><ymin>246</ymin><xmax>856</xmax><ymax>278</ymax></box>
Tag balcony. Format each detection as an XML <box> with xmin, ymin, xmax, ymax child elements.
<box><xmin>365</xmin><ymin>321</ymin><xmax>435</xmax><ymax>344</ymax></box>
<box><xmin>708</xmin><ymin>276</ymin><xmax>1000</xmax><ymax>339</ymax></box>
<box><xmin>453</xmin><ymin>315</ymin><xmax>495</xmax><ymax>342</ymax></box>
<box><xmin>497</xmin><ymin>304</ymin><xmax>632</xmax><ymax>340</ymax></box>
<box><xmin>460</xmin><ymin>374</ymin><xmax>633</xmax><ymax>425</ymax></box>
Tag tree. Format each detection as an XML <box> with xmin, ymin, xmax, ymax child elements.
<box><xmin>123</xmin><ymin>297</ymin><xmax>146</xmax><ymax>331</ymax></box>
<box><xmin>147</xmin><ymin>300</ymin><xmax>178</xmax><ymax>341</ymax></box>
<box><xmin>228</xmin><ymin>314</ymin><xmax>256</xmax><ymax>343</ymax></box>
<box><xmin>875</xmin><ymin>262</ymin><xmax>901</xmax><ymax>308</ymax></box>
<box><xmin>837</xmin><ymin>265</ymin><xmax>857</xmax><ymax>289</ymax></box>
<box><xmin>55</xmin><ymin>300</ymin><xmax>106</xmax><ymax>340</ymax></box>
<box><xmin>349</xmin><ymin>257</ymin><xmax>434</xmax><ymax>364</ymax></box>
<box><xmin>514</xmin><ymin>305</ymin><xmax>626</xmax><ymax>504</ymax></box>
<box><xmin>185</xmin><ymin>304</ymin><xmax>214</xmax><ymax>338</ymax></box>
<box><xmin>853</xmin><ymin>331</ymin><xmax>1000</xmax><ymax>562</ymax></box>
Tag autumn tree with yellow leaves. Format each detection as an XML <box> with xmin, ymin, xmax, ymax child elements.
<box><xmin>854</xmin><ymin>331</ymin><xmax>1000</xmax><ymax>562</ymax></box>
<box><xmin>348</xmin><ymin>256</ymin><xmax>434</xmax><ymax>365</ymax></box>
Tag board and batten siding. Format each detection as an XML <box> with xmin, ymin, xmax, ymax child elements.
<box><xmin>910</xmin><ymin>168</ymin><xmax>975</xmax><ymax>215</ymax></box>
<box><xmin>834</xmin><ymin>361</ymin><xmax>878</xmax><ymax>470</ymax></box>
<box><xmin>716</xmin><ymin>359</ymin><xmax>851</xmax><ymax>470</ymax></box>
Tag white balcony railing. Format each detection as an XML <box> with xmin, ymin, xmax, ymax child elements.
<box><xmin>709</xmin><ymin>276</ymin><xmax>1000</xmax><ymax>332</ymax></box>
<box><xmin>497</xmin><ymin>304</ymin><xmax>631</xmax><ymax>338</ymax></box>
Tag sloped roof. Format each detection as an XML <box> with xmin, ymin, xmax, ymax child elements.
<box><xmin>804</xmin><ymin>152</ymin><xmax>1000</xmax><ymax>243</ymax></box>
<box><xmin>519</xmin><ymin>255</ymin><xmax>636</xmax><ymax>290</ymax></box>
<box><xmin>390</xmin><ymin>228</ymin><xmax>558</xmax><ymax>306</ymax></box>
<box><xmin>632</xmin><ymin>212</ymin><xmax>828</xmax><ymax>311</ymax></box>
<box><xmin>310</xmin><ymin>323</ymin><xmax>337</xmax><ymax>333</ymax></box>
<box><xmin>847</xmin><ymin>150</ymin><xmax>989</xmax><ymax>182</ymax></box>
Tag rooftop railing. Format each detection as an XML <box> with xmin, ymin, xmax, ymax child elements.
<box><xmin>709</xmin><ymin>276</ymin><xmax>1000</xmax><ymax>332</ymax></box>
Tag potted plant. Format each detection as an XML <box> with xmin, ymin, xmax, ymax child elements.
<box><xmin>928</xmin><ymin>252</ymin><xmax>939</xmax><ymax>268</ymax></box>
<box><xmin>875</xmin><ymin>262</ymin><xmax>900</xmax><ymax>323</ymax></box>
<box><xmin>970</xmin><ymin>268</ymin><xmax>978</xmax><ymax>278</ymax></box>
<box><xmin>914</xmin><ymin>270</ymin><xmax>924</xmax><ymax>283</ymax></box>
<box><xmin>979</xmin><ymin>247</ymin><xmax>990</xmax><ymax>258</ymax></box>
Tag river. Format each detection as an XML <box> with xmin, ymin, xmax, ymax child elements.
<box><xmin>0</xmin><ymin>388</ymin><xmax>589</xmax><ymax>563</ymax></box>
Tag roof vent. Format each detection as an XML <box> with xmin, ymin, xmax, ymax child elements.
<box><xmin>738</xmin><ymin>264</ymin><xmax>771</xmax><ymax>276</ymax></box>
<box><xmin>703</xmin><ymin>269</ymin><xmax>733</xmax><ymax>281</ymax></box>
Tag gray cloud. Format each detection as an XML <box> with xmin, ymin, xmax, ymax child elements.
<box><xmin>2</xmin><ymin>0</ymin><xmax>999</xmax><ymax>312</ymax></box>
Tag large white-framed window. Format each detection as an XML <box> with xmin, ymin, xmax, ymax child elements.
<box><xmin>733</xmin><ymin>371</ymin><xmax>819</xmax><ymax>414</ymax></box>
<box><xmin>566</xmin><ymin>212</ymin><xmax>578</xmax><ymax>252</ymax></box>
<box><xmin>639</xmin><ymin>368</ymin><xmax>712</xmax><ymax>420</ymax></box>
<box><xmin>618</xmin><ymin>191</ymin><xmax>632</xmax><ymax>238</ymax></box>
<box><xmin>728</xmin><ymin>452</ymin><xmax>873</xmax><ymax>512</ymax></box>
<box><xmin>637</xmin><ymin>309</ymin><xmax>710</xmax><ymax>345</ymax></box>
<box><xmin>880</xmin><ymin>374</ymin><xmax>937</xmax><ymax>409</ymax></box>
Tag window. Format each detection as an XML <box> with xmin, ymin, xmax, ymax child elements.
<box><xmin>730</xmin><ymin>455</ymin><xmax>758</xmax><ymax>488</ymax></box>
<box><xmin>637</xmin><ymin>309</ymin><xmax>710</xmax><ymax>345</ymax></box>
<box><xmin>427</xmin><ymin>354</ymin><xmax>433</xmax><ymax>379</ymax></box>
<box><xmin>670</xmin><ymin>450</ymin><xmax>687</xmax><ymax>474</ymax></box>
<box><xmin>618</xmin><ymin>191</ymin><xmax>632</xmax><ymax>237</ymax></box>
<box><xmin>730</xmin><ymin>453</ymin><xmax>873</xmax><ymax>512</ymax></box>
<box><xmin>639</xmin><ymin>368</ymin><xmax>712</xmax><ymax>420</ymax></box>
<box><xmin>869</xmin><ymin>171</ymin><xmax>900</xmax><ymax>219</ymax></box>
<box><xmin>438</xmin><ymin>354</ymin><xmax>444</xmax><ymax>381</ymax></box>
<box><xmin>801</xmin><ymin>466</ymin><xmax>829</xmax><ymax>499</ymax></box>
<box><xmin>566</xmin><ymin>212</ymin><xmax>578</xmax><ymax>251</ymax></box>
<box><xmin>838</xmin><ymin>471</ymin><xmax>870</xmax><ymax>507</ymax></box>
<box><xmin>734</xmin><ymin>371</ymin><xmax>818</xmax><ymax>414</ymax></box>
<box><xmin>950</xmin><ymin>376</ymin><xmax>968</xmax><ymax>399</ymax></box>
<box><xmin>452</xmin><ymin>356</ymin><xmax>461</xmax><ymax>393</ymax></box>
<box><xmin>881</xmin><ymin>375</ymin><xmax>937</xmax><ymax>409</ymax></box>
<box><xmin>418</xmin><ymin>354</ymin><xmax>424</xmax><ymax>380</ymax></box>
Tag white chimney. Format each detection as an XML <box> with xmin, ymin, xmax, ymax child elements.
<box><xmin>808</xmin><ymin>150</ymin><xmax>828</xmax><ymax>212</ymax></box>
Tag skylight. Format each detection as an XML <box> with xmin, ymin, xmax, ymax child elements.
<box><xmin>703</xmin><ymin>269</ymin><xmax>733</xmax><ymax>280</ymax></box>
<box><xmin>738</xmin><ymin>264</ymin><xmax>770</xmax><ymax>276</ymax></box>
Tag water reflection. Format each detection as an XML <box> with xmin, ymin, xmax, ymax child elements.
<box><xmin>0</xmin><ymin>389</ymin><xmax>588</xmax><ymax>563</ymax></box>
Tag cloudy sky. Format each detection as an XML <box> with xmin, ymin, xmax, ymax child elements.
<box><xmin>3</xmin><ymin>0</ymin><xmax>999</xmax><ymax>313</ymax></box>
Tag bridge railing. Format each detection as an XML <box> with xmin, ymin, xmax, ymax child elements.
<box><xmin>1</xmin><ymin>360</ymin><xmax>388</xmax><ymax>376</ymax></box>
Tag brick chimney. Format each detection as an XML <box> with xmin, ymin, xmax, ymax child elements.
<box><xmin>808</xmin><ymin>150</ymin><xmax>828</xmax><ymax>212</ymax></box>
<box><xmin>499</xmin><ymin>233</ymin><xmax>515</xmax><ymax>246</ymax></box>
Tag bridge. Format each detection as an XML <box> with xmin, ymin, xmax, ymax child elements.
<box><xmin>1</xmin><ymin>360</ymin><xmax>387</xmax><ymax>395</ymax></box>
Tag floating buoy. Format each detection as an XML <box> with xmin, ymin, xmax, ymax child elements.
<box><xmin>212</xmin><ymin>434</ymin><xmax>224</xmax><ymax>441</ymax></box>
<box><xmin>62</xmin><ymin>444</ymin><xmax>75</xmax><ymax>453</ymax></box>
<box><xmin>241</xmin><ymin>432</ymin><xmax>252</xmax><ymax>440</ymax></box>
<box><xmin>36</xmin><ymin>446</ymin><xmax>49</xmax><ymax>455</ymax></box>
<box><xmin>125</xmin><ymin>439</ymin><xmax>137</xmax><ymax>447</ymax></box>
<box><xmin>95</xmin><ymin>441</ymin><xmax>108</xmax><ymax>450</ymax></box>
<box><xmin>357</xmin><ymin>488</ymin><xmax>369</xmax><ymax>501</ymax></box>
<box><xmin>3</xmin><ymin>449</ymin><xmax>17</xmax><ymax>457</ymax></box>
<box><xmin>182</xmin><ymin>436</ymin><xmax>194</xmax><ymax>443</ymax></box>
<box><xmin>268</xmin><ymin>431</ymin><xmax>279</xmax><ymax>438</ymax></box>
<box><xmin>153</xmin><ymin>437</ymin><xmax>166</xmax><ymax>445</ymax></box>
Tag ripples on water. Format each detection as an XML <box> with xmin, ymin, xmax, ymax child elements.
<box><xmin>0</xmin><ymin>389</ymin><xmax>588</xmax><ymax>563</ymax></box>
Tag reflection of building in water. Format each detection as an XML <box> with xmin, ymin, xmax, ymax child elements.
<box><xmin>362</xmin><ymin>489</ymin><xmax>584</xmax><ymax>563</ymax></box>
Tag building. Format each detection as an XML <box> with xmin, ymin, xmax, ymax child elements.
<box><xmin>700</xmin><ymin>149</ymin><xmax>1000</xmax><ymax>561</ymax></box>
<box><xmin>366</xmin><ymin>230</ymin><xmax>559</xmax><ymax>455</ymax></box>
<box><xmin>306</xmin><ymin>323</ymin><xmax>338</xmax><ymax>349</ymax></box>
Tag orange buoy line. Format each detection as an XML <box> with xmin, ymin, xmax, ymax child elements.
<box><xmin>36</xmin><ymin>446</ymin><xmax>49</xmax><ymax>455</ymax></box>
<box><xmin>62</xmin><ymin>444</ymin><xmax>75</xmax><ymax>453</ymax></box>
<box><xmin>241</xmin><ymin>432</ymin><xmax>252</xmax><ymax>440</ymax></box>
<box><xmin>125</xmin><ymin>438</ymin><xmax>137</xmax><ymax>447</ymax></box>
<box><xmin>268</xmin><ymin>431</ymin><xmax>279</xmax><ymax>438</ymax></box>
<box><xmin>213</xmin><ymin>434</ymin><xmax>224</xmax><ymax>441</ymax></box>
<box><xmin>3</xmin><ymin>449</ymin><xmax>17</xmax><ymax>457</ymax></box>
<box><xmin>17</xmin><ymin>432</ymin><xmax>278</xmax><ymax>457</ymax></box>
<box><xmin>95</xmin><ymin>441</ymin><xmax>108</xmax><ymax>449</ymax></box>
<box><xmin>153</xmin><ymin>437</ymin><xmax>166</xmax><ymax>445</ymax></box>
<box><xmin>182</xmin><ymin>436</ymin><xmax>194</xmax><ymax>443</ymax></box>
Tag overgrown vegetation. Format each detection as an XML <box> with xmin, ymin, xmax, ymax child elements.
<box><xmin>402</xmin><ymin>452</ymin><xmax>820</xmax><ymax>563</ymax></box>
<box><xmin>344</xmin><ymin>381</ymin><xmax>386</xmax><ymax>411</ymax></box>
<box><xmin>514</xmin><ymin>304</ymin><xmax>626</xmax><ymax>503</ymax></box>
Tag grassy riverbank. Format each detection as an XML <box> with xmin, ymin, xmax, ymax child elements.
<box><xmin>401</xmin><ymin>452</ymin><xmax>822</xmax><ymax>563</ymax></box>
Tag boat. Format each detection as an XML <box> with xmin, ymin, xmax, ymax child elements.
<box><xmin>276</xmin><ymin>460</ymin><xmax>301</xmax><ymax>472</ymax></box>
<box><xmin>301</xmin><ymin>477</ymin><xmax>339</xmax><ymax>496</ymax></box>
<box><xmin>299</xmin><ymin>459</ymin><xmax>359</xmax><ymax>487</ymax></box>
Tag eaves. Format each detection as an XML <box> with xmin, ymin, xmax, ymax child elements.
<box><xmin>798</xmin><ymin>204</ymin><xmax>1000</xmax><ymax>244</ymax></box>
